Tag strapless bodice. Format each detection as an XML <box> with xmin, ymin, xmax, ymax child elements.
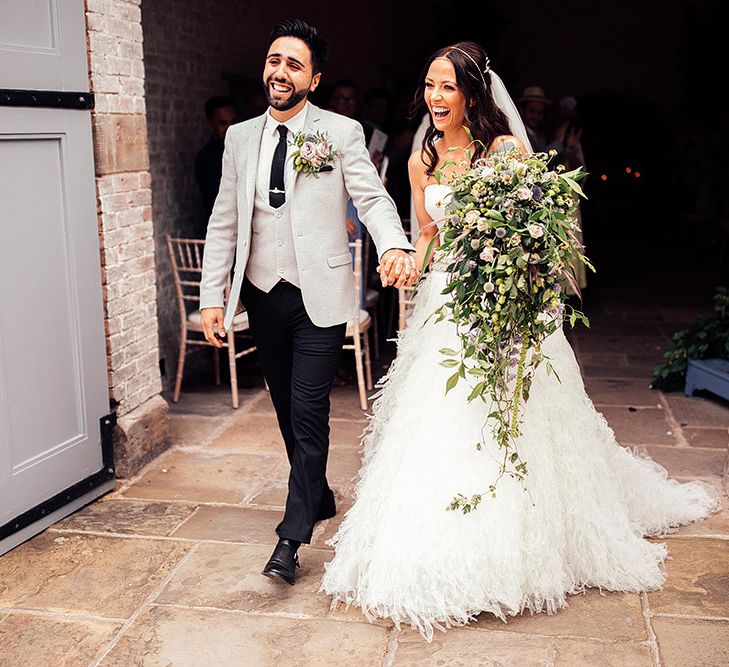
<box><xmin>424</xmin><ymin>183</ymin><xmax>452</xmax><ymax>228</ymax></box>
<box><xmin>423</xmin><ymin>184</ymin><xmax>453</xmax><ymax>272</ymax></box>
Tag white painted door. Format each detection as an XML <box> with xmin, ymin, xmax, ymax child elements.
<box><xmin>0</xmin><ymin>0</ymin><xmax>114</xmax><ymax>554</ymax></box>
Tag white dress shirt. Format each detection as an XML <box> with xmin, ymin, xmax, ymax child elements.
<box><xmin>256</xmin><ymin>102</ymin><xmax>309</xmax><ymax>202</ymax></box>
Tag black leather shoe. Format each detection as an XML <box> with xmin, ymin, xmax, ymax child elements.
<box><xmin>316</xmin><ymin>488</ymin><xmax>337</xmax><ymax>522</ymax></box>
<box><xmin>261</xmin><ymin>539</ymin><xmax>300</xmax><ymax>586</ymax></box>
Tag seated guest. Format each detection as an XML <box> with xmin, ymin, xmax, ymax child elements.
<box><xmin>194</xmin><ymin>96</ymin><xmax>236</xmax><ymax>224</ymax></box>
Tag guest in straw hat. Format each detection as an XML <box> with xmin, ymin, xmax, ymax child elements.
<box><xmin>518</xmin><ymin>85</ymin><xmax>551</xmax><ymax>151</ymax></box>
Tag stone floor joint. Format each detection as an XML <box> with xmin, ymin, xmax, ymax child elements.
<box><xmin>640</xmin><ymin>591</ymin><xmax>663</xmax><ymax>667</ymax></box>
<box><xmin>0</xmin><ymin>606</ymin><xmax>126</xmax><ymax>625</ymax></box>
<box><xmin>658</xmin><ymin>392</ymin><xmax>690</xmax><ymax>447</ymax></box>
<box><xmin>651</xmin><ymin>612</ymin><xmax>729</xmax><ymax>622</ymax></box>
<box><xmin>151</xmin><ymin>601</ymin><xmax>316</xmax><ymax>621</ymax></box>
<box><xmin>88</xmin><ymin>542</ymin><xmax>201</xmax><ymax>667</ymax></box>
<box><xmin>545</xmin><ymin>637</ymin><xmax>557</xmax><ymax>667</ymax></box>
<box><xmin>381</xmin><ymin>626</ymin><xmax>400</xmax><ymax>667</ymax></box>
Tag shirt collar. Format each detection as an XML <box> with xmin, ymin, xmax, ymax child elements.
<box><xmin>264</xmin><ymin>101</ymin><xmax>309</xmax><ymax>137</ymax></box>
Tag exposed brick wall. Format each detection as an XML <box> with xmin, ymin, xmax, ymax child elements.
<box><xmin>86</xmin><ymin>0</ymin><xmax>163</xmax><ymax>418</ymax></box>
<box><xmin>141</xmin><ymin>0</ymin><xmax>422</xmax><ymax>386</ymax></box>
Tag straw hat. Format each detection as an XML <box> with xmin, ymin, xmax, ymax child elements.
<box><xmin>518</xmin><ymin>86</ymin><xmax>551</xmax><ymax>105</ymax></box>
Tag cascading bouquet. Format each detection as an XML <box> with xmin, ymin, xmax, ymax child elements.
<box><xmin>431</xmin><ymin>146</ymin><xmax>593</xmax><ymax>513</ymax></box>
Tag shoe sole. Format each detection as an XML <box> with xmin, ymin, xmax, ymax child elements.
<box><xmin>261</xmin><ymin>569</ymin><xmax>295</xmax><ymax>586</ymax></box>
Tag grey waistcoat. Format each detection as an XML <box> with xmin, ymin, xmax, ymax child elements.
<box><xmin>245</xmin><ymin>183</ymin><xmax>301</xmax><ymax>292</ymax></box>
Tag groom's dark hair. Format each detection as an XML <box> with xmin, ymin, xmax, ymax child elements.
<box><xmin>269</xmin><ymin>19</ymin><xmax>329</xmax><ymax>74</ymax></box>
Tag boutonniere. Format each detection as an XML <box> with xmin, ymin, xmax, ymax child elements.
<box><xmin>290</xmin><ymin>130</ymin><xmax>342</xmax><ymax>176</ymax></box>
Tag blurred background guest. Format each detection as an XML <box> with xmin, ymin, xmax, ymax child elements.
<box><xmin>361</xmin><ymin>86</ymin><xmax>393</xmax><ymax>141</ymax></box>
<box><xmin>326</xmin><ymin>80</ymin><xmax>368</xmax><ymax>309</ymax></box>
<box><xmin>328</xmin><ymin>79</ymin><xmax>359</xmax><ymax>120</ymax></box>
<box><xmin>517</xmin><ymin>85</ymin><xmax>550</xmax><ymax>152</ymax></box>
<box><xmin>546</xmin><ymin>96</ymin><xmax>585</xmax><ymax>171</ymax></box>
<box><xmin>546</xmin><ymin>96</ymin><xmax>588</xmax><ymax>291</ymax></box>
<box><xmin>194</xmin><ymin>96</ymin><xmax>237</xmax><ymax>227</ymax></box>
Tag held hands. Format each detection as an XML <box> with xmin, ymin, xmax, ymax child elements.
<box><xmin>378</xmin><ymin>249</ymin><xmax>420</xmax><ymax>288</ymax></box>
<box><xmin>201</xmin><ymin>307</ymin><xmax>226</xmax><ymax>348</ymax></box>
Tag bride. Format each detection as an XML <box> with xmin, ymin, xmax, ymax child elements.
<box><xmin>319</xmin><ymin>41</ymin><xmax>719</xmax><ymax>641</ymax></box>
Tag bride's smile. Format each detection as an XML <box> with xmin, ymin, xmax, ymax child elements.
<box><xmin>424</xmin><ymin>57</ymin><xmax>467</xmax><ymax>132</ymax></box>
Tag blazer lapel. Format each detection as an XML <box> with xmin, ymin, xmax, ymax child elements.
<box><xmin>245</xmin><ymin>113</ymin><xmax>267</xmax><ymax>220</ymax></box>
<box><xmin>289</xmin><ymin>103</ymin><xmax>322</xmax><ymax>201</ymax></box>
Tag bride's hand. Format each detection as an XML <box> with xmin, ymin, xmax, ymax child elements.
<box><xmin>412</xmin><ymin>226</ymin><xmax>439</xmax><ymax>273</ymax></box>
<box><xmin>413</xmin><ymin>249</ymin><xmax>428</xmax><ymax>274</ymax></box>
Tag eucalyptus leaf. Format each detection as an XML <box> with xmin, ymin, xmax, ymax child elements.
<box><xmin>445</xmin><ymin>371</ymin><xmax>460</xmax><ymax>394</ymax></box>
<box><xmin>563</xmin><ymin>176</ymin><xmax>587</xmax><ymax>198</ymax></box>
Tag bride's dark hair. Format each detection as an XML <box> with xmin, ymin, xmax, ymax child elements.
<box><xmin>413</xmin><ymin>41</ymin><xmax>512</xmax><ymax>176</ymax></box>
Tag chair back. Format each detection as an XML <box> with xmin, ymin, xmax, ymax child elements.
<box><xmin>362</xmin><ymin>228</ymin><xmax>371</xmax><ymax>294</ymax></box>
<box><xmin>396</xmin><ymin>223</ymin><xmax>418</xmax><ymax>331</ymax></box>
<box><xmin>165</xmin><ymin>235</ymin><xmax>213</xmax><ymax>328</ymax></box>
<box><xmin>349</xmin><ymin>239</ymin><xmax>363</xmax><ymax>325</ymax></box>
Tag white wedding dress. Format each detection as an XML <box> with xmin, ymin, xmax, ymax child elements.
<box><xmin>320</xmin><ymin>184</ymin><xmax>719</xmax><ymax>641</ymax></box>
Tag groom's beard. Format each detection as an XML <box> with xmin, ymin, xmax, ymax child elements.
<box><xmin>264</xmin><ymin>77</ymin><xmax>310</xmax><ymax>111</ymax></box>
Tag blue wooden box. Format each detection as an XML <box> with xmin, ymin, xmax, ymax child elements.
<box><xmin>685</xmin><ymin>358</ymin><xmax>729</xmax><ymax>401</ymax></box>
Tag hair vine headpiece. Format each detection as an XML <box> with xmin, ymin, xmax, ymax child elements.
<box><xmin>443</xmin><ymin>46</ymin><xmax>491</xmax><ymax>90</ymax></box>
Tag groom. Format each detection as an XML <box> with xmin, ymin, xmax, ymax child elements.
<box><xmin>200</xmin><ymin>19</ymin><xmax>417</xmax><ymax>585</ymax></box>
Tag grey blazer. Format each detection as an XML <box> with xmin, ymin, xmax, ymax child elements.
<box><xmin>199</xmin><ymin>104</ymin><xmax>414</xmax><ymax>329</ymax></box>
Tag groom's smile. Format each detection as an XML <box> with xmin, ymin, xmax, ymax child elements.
<box><xmin>270</xmin><ymin>80</ymin><xmax>292</xmax><ymax>94</ymax></box>
<box><xmin>266</xmin><ymin>77</ymin><xmax>295</xmax><ymax>104</ymax></box>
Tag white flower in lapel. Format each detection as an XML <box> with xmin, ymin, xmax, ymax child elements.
<box><xmin>290</xmin><ymin>130</ymin><xmax>342</xmax><ymax>176</ymax></box>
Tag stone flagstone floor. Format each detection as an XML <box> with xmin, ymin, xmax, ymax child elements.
<box><xmin>1</xmin><ymin>283</ymin><xmax>729</xmax><ymax>666</ymax></box>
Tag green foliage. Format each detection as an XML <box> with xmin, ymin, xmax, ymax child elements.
<box><xmin>434</xmin><ymin>148</ymin><xmax>593</xmax><ymax>513</ymax></box>
<box><xmin>652</xmin><ymin>287</ymin><xmax>729</xmax><ymax>391</ymax></box>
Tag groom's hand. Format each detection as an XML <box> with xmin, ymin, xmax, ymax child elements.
<box><xmin>378</xmin><ymin>249</ymin><xmax>419</xmax><ymax>288</ymax></box>
<box><xmin>201</xmin><ymin>307</ymin><xmax>226</xmax><ymax>348</ymax></box>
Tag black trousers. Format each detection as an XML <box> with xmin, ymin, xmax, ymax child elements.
<box><xmin>242</xmin><ymin>277</ymin><xmax>346</xmax><ymax>543</ymax></box>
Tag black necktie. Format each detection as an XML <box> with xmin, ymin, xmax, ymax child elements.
<box><xmin>269</xmin><ymin>124</ymin><xmax>288</xmax><ymax>208</ymax></box>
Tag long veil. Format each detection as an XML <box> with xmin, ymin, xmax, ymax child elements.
<box><xmin>489</xmin><ymin>69</ymin><xmax>533</xmax><ymax>153</ymax></box>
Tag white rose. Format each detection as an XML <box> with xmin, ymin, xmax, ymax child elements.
<box><xmin>479</xmin><ymin>166</ymin><xmax>495</xmax><ymax>179</ymax></box>
<box><xmin>300</xmin><ymin>141</ymin><xmax>317</xmax><ymax>160</ymax></box>
<box><xmin>517</xmin><ymin>186</ymin><xmax>532</xmax><ymax>201</ymax></box>
<box><xmin>476</xmin><ymin>217</ymin><xmax>491</xmax><ymax>232</ymax></box>
<box><xmin>465</xmin><ymin>209</ymin><xmax>480</xmax><ymax>224</ymax></box>
<box><xmin>528</xmin><ymin>224</ymin><xmax>544</xmax><ymax>239</ymax></box>
<box><xmin>480</xmin><ymin>247</ymin><xmax>495</xmax><ymax>262</ymax></box>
